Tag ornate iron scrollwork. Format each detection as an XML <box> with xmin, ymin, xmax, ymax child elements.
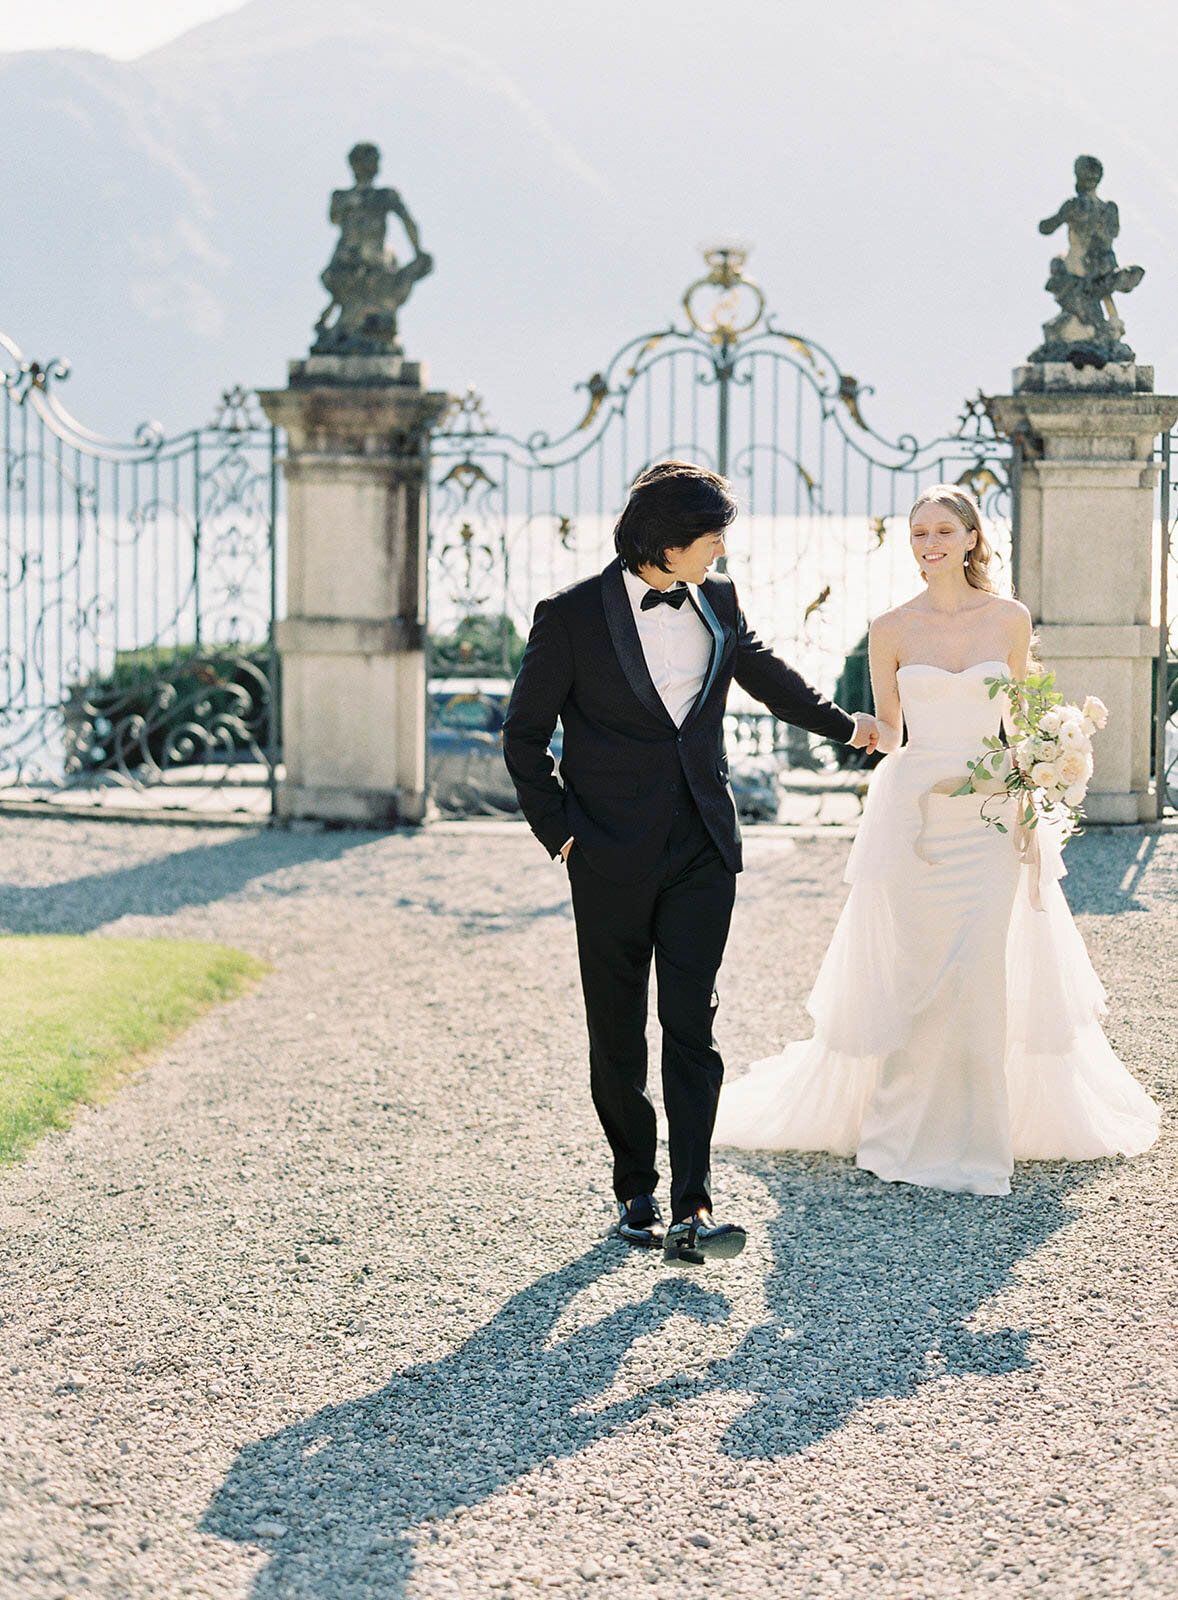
<box><xmin>428</xmin><ymin>245</ymin><xmax>1014</xmax><ymax>756</ymax></box>
<box><xmin>0</xmin><ymin>331</ymin><xmax>280</xmax><ymax>812</ymax></box>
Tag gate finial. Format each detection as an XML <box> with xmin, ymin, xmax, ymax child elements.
<box><xmin>683</xmin><ymin>240</ymin><xmax>765</xmax><ymax>345</ymax></box>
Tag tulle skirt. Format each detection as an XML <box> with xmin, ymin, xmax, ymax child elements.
<box><xmin>713</xmin><ymin>747</ymin><xmax>1161</xmax><ymax>1195</ymax></box>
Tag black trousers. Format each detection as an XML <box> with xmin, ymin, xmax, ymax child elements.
<box><xmin>565</xmin><ymin>781</ymin><xmax>737</xmax><ymax>1221</ymax></box>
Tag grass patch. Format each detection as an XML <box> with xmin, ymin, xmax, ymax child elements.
<box><xmin>0</xmin><ymin>936</ymin><xmax>268</xmax><ymax>1164</ymax></box>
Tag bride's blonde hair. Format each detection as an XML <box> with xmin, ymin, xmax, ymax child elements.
<box><xmin>909</xmin><ymin>484</ymin><xmax>996</xmax><ymax>594</ymax></box>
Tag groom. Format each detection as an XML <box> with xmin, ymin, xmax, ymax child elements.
<box><xmin>503</xmin><ymin>462</ymin><xmax>878</xmax><ymax>1263</ymax></box>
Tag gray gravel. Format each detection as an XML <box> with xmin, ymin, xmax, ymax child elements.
<box><xmin>0</xmin><ymin>814</ymin><xmax>1175</xmax><ymax>1600</ymax></box>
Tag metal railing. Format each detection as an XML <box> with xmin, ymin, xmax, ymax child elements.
<box><xmin>0</xmin><ymin>334</ymin><xmax>281</xmax><ymax>815</ymax></box>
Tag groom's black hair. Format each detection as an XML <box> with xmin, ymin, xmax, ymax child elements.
<box><xmin>613</xmin><ymin>460</ymin><xmax>738</xmax><ymax>574</ymax></box>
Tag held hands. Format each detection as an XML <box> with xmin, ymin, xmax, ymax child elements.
<box><xmin>848</xmin><ymin>712</ymin><xmax>881</xmax><ymax>755</ymax></box>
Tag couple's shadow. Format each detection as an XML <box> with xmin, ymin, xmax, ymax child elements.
<box><xmin>203</xmin><ymin>1158</ymin><xmax>1088</xmax><ymax>1596</ymax></box>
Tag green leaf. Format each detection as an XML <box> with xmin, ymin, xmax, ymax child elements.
<box><xmin>994</xmin><ymin>822</ymin><xmax>1008</xmax><ymax>833</ymax></box>
<box><xmin>950</xmin><ymin>781</ymin><xmax>975</xmax><ymax>796</ymax></box>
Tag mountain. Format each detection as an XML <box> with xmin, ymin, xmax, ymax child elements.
<box><xmin>2</xmin><ymin>0</ymin><xmax>1176</xmax><ymax>449</ymax></box>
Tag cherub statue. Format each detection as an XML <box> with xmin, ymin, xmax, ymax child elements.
<box><xmin>1030</xmin><ymin>154</ymin><xmax>1144</xmax><ymax>366</ymax></box>
<box><xmin>311</xmin><ymin>143</ymin><xmax>434</xmax><ymax>356</ymax></box>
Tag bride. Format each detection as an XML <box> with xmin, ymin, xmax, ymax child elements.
<box><xmin>713</xmin><ymin>484</ymin><xmax>1160</xmax><ymax>1195</ymax></box>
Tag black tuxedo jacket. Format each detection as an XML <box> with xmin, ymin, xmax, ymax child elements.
<box><xmin>502</xmin><ymin>557</ymin><xmax>857</xmax><ymax>882</ymax></box>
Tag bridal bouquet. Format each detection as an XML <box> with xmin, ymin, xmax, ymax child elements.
<box><xmin>953</xmin><ymin>670</ymin><xmax>1109</xmax><ymax>837</ymax></box>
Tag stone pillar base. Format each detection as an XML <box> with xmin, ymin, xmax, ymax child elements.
<box><xmin>1083</xmin><ymin>792</ymin><xmax>1154</xmax><ymax>825</ymax></box>
<box><xmin>277</xmin><ymin>784</ymin><xmax>422</xmax><ymax>827</ymax></box>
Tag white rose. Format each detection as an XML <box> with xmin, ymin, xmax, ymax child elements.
<box><xmin>1031</xmin><ymin>736</ymin><xmax>1060</xmax><ymax>762</ymax></box>
<box><xmin>1063</xmin><ymin>782</ymin><xmax>1088</xmax><ymax>807</ymax></box>
<box><xmin>1057</xmin><ymin>749</ymin><xmax>1089</xmax><ymax>785</ymax></box>
<box><xmin>1080</xmin><ymin>715</ymin><xmax>1096</xmax><ymax>736</ymax></box>
<box><xmin>1030</xmin><ymin>761</ymin><xmax>1061</xmax><ymax>789</ymax></box>
<box><xmin>1038</xmin><ymin>709</ymin><xmax>1064</xmax><ymax>736</ymax></box>
<box><xmin>1082</xmin><ymin>695</ymin><xmax>1109</xmax><ymax>729</ymax></box>
<box><xmin>1058</xmin><ymin>721</ymin><xmax>1090</xmax><ymax>752</ymax></box>
<box><xmin>1015</xmin><ymin>738</ymin><xmax>1036</xmax><ymax>769</ymax></box>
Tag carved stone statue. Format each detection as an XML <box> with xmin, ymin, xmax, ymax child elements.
<box><xmin>1030</xmin><ymin>155</ymin><xmax>1144</xmax><ymax>367</ymax></box>
<box><xmin>311</xmin><ymin>143</ymin><xmax>433</xmax><ymax>357</ymax></box>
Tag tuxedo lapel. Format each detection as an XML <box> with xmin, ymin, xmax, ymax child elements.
<box><xmin>679</xmin><ymin>583</ymin><xmax>732</xmax><ymax>732</ymax></box>
<box><xmin>600</xmin><ymin>558</ymin><xmax>677</xmax><ymax>729</ymax></box>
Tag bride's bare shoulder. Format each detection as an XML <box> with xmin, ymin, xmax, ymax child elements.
<box><xmin>988</xmin><ymin>594</ymin><xmax>1033</xmax><ymax>632</ymax></box>
<box><xmin>870</xmin><ymin>600</ymin><xmax>923</xmax><ymax>637</ymax></box>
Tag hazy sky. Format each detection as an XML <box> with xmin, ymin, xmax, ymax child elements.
<box><xmin>0</xmin><ymin>0</ymin><xmax>244</xmax><ymax>58</ymax></box>
<box><xmin>5</xmin><ymin>0</ymin><xmax>1178</xmax><ymax>451</ymax></box>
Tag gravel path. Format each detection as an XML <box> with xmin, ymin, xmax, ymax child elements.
<box><xmin>0</xmin><ymin>815</ymin><xmax>1175</xmax><ymax>1600</ymax></box>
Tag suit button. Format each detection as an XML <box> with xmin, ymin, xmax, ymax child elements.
<box><xmin>676</xmin><ymin>735</ymin><xmax>683</xmax><ymax>743</ymax></box>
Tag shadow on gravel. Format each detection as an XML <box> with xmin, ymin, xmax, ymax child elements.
<box><xmin>0</xmin><ymin>825</ymin><xmax>574</xmax><ymax>935</ymax></box>
<box><xmin>0</xmin><ymin>828</ymin><xmax>378</xmax><ymax>934</ymax></box>
<box><xmin>707</xmin><ymin>1155</ymin><xmax>1090</xmax><ymax>1462</ymax></box>
<box><xmin>202</xmin><ymin>1242</ymin><xmax>726</xmax><ymax>1596</ymax></box>
<box><xmin>1063</xmin><ymin>831</ymin><xmax>1159</xmax><ymax>915</ymax></box>
<box><xmin>203</xmin><ymin>1162</ymin><xmax>1087</xmax><ymax>1597</ymax></box>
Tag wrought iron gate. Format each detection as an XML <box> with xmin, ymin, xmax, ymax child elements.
<box><xmin>0</xmin><ymin>334</ymin><xmax>281</xmax><ymax>816</ymax></box>
<box><xmin>427</xmin><ymin>247</ymin><xmax>1013</xmax><ymax>813</ymax></box>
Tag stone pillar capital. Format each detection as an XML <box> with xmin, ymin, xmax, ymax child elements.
<box><xmin>988</xmin><ymin>391</ymin><xmax>1178</xmax><ymax>463</ymax></box>
<box><xmin>258</xmin><ymin>380</ymin><xmax>451</xmax><ymax>459</ymax></box>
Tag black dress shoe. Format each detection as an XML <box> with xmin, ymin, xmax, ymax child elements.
<box><xmin>663</xmin><ymin>1209</ymin><xmax>746</xmax><ymax>1265</ymax></box>
<box><xmin>615</xmin><ymin>1194</ymin><xmax>665</xmax><ymax>1248</ymax></box>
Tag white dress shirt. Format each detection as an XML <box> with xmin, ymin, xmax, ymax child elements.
<box><xmin>620</xmin><ymin>565</ymin><xmax>713</xmax><ymax>727</ymax></box>
<box><xmin>558</xmin><ymin>568</ymin><xmax>713</xmax><ymax>859</ymax></box>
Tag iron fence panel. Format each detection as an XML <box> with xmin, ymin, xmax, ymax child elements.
<box><xmin>0</xmin><ymin>334</ymin><xmax>281</xmax><ymax>815</ymax></box>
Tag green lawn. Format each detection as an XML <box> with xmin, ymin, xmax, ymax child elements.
<box><xmin>0</xmin><ymin>936</ymin><xmax>267</xmax><ymax>1164</ymax></box>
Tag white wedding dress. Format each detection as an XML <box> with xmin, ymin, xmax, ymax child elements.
<box><xmin>713</xmin><ymin>660</ymin><xmax>1161</xmax><ymax>1195</ymax></box>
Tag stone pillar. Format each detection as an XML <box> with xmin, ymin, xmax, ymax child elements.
<box><xmin>990</xmin><ymin>365</ymin><xmax>1178</xmax><ymax>823</ymax></box>
<box><xmin>260</xmin><ymin>354</ymin><xmax>449</xmax><ymax>825</ymax></box>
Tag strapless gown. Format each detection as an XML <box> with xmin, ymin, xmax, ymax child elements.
<box><xmin>712</xmin><ymin>661</ymin><xmax>1161</xmax><ymax>1195</ymax></box>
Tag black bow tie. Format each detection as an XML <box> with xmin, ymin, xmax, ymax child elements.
<box><xmin>640</xmin><ymin>584</ymin><xmax>689</xmax><ymax>612</ymax></box>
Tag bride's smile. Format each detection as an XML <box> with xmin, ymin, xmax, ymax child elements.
<box><xmin>909</xmin><ymin>503</ymin><xmax>976</xmax><ymax>578</ymax></box>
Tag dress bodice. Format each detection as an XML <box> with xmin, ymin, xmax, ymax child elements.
<box><xmin>844</xmin><ymin>659</ymin><xmax>1016</xmax><ymax>890</ymax></box>
<box><xmin>897</xmin><ymin>660</ymin><xmax>1006</xmax><ymax>755</ymax></box>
